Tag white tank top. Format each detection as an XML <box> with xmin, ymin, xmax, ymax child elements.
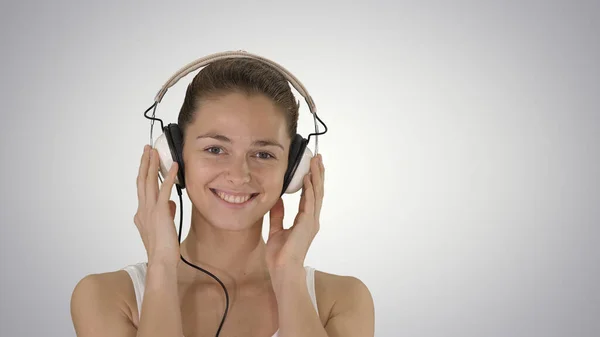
<box><xmin>123</xmin><ymin>262</ymin><xmax>319</xmax><ymax>337</ymax></box>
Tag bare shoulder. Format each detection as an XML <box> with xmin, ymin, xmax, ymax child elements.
<box><xmin>70</xmin><ymin>269</ymin><xmax>138</xmax><ymax>337</ymax></box>
<box><xmin>314</xmin><ymin>269</ymin><xmax>375</xmax><ymax>337</ymax></box>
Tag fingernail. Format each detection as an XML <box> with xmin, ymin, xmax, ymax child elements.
<box><xmin>319</xmin><ymin>154</ymin><xmax>323</xmax><ymax>164</ymax></box>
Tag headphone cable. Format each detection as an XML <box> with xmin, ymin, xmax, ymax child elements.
<box><xmin>174</xmin><ymin>185</ymin><xmax>230</xmax><ymax>337</ymax></box>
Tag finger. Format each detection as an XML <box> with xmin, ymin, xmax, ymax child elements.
<box><xmin>303</xmin><ymin>173</ymin><xmax>315</xmax><ymax>216</ymax></box>
<box><xmin>311</xmin><ymin>155</ymin><xmax>323</xmax><ymax>200</ymax></box>
<box><xmin>319</xmin><ymin>154</ymin><xmax>325</xmax><ymax>184</ymax></box>
<box><xmin>313</xmin><ymin>155</ymin><xmax>325</xmax><ymax>219</ymax></box>
<box><xmin>269</xmin><ymin>198</ymin><xmax>285</xmax><ymax>239</ymax></box>
<box><xmin>137</xmin><ymin>145</ymin><xmax>150</xmax><ymax>205</ymax></box>
<box><xmin>146</xmin><ymin>148</ymin><xmax>160</xmax><ymax>205</ymax></box>
<box><xmin>298</xmin><ymin>174</ymin><xmax>308</xmax><ymax>214</ymax></box>
<box><xmin>158</xmin><ymin>161</ymin><xmax>179</xmax><ymax>203</ymax></box>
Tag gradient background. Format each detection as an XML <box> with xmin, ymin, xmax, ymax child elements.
<box><xmin>1</xmin><ymin>1</ymin><xmax>599</xmax><ymax>336</ymax></box>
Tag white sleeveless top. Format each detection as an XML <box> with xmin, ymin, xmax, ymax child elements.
<box><xmin>123</xmin><ymin>262</ymin><xmax>319</xmax><ymax>337</ymax></box>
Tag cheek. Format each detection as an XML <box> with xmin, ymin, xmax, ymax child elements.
<box><xmin>249</xmin><ymin>164</ymin><xmax>287</xmax><ymax>189</ymax></box>
<box><xmin>180</xmin><ymin>158</ymin><xmax>215</xmax><ymax>194</ymax></box>
<box><xmin>183</xmin><ymin>160</ymin><xmax>214</xmax><ymax>181</ymax></box>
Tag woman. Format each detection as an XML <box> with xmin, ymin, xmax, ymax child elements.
<box><xmin>70</xmin><ymin>55</ymin><xmax>375</xmax><ymax>337</ymax></box>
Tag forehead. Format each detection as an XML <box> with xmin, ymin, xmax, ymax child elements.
<box><xmin>188</xmin><ymin>92</ymin><xmax>288</xmax><ymax>139</ymax></box>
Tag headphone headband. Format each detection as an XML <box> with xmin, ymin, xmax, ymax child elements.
<box><xmin>153</xmin><ymin>50</ymin><xmax>317</xmax><ymax>114</ymax></box>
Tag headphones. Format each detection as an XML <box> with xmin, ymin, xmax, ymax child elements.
<box><xmin>144</xmin><ymin>50</ymin><xmax>327</xmax><ymax>197</ymax></box>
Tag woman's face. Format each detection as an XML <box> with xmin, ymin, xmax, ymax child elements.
<box><xmin>182</xmin><ymin>91</ymin><xmax>291</xmax><ymax>231</ymax></box>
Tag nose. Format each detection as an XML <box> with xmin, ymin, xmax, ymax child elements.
<box><xmin>225</xmin><ymin>155</ymin><xmax>251</xmax><ymax>185</ymax></box>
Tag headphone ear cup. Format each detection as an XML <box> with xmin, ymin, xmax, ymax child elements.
<box><xmin>286</xmin><ymin>146</ymin><xmax>313</xmax><ymax>194</ymax></box>
<box><xmin>282</xmin><ymin>135</ymin><xmax>312</xmax><ymax>195</ymax></box>
<box><xmin>153</xmin><ymin>132</ymin><xmax>174</xmax><ymax>184</ymax></box>
<box><xmin>154</xmin><ymin>123</ymin><xmax>186</xmax><ymax>189</ymax></box>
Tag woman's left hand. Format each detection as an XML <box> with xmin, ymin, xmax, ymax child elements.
<box><xmin>266</xmin><ymin>154</ymin><xmax>325</xmax><ymax>274</ymax></box>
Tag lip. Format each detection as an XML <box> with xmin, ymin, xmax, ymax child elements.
<box><xmin>211</xmin><ymin>188</ymin><xmax>257</xmax><ymax>196</ymax></box>
<box><xmin>210</xmin><ymin>188</ymin><xmax>259</xmax><ymax>209</ymax></box>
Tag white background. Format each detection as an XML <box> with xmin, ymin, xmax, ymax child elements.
<box><xmin>1</xmin><ymin>1</ymin><xmax>599</xmax><ymax>336</ymax></box>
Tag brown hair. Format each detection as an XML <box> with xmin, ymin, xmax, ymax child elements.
<box><xmin>177</xmin><ymin>58</ymin><xmax>300</xmax><ymax>146</ymax></box>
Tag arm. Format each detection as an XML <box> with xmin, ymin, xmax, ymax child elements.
<box><xmin>323</xmin><ymin>276</ymin><xmax>375</xmax><ymax>337</ymax></box>
<box><xmin>272</xmin><ymin>266</ymin><xmax>328</xmax><ymax>337</ymax></box>
<box><xmin>135</xmin><ymin>262</ymin><xmax>183</xmax><ymax>337</ymax></box>
<box><xmin>267</xmin><ymin>155</ymin><xmax>374</xmax><ymax>336</ymax></box>
<box><xmin>70</xmin><ymin>262</ymin><xmax>183</xmax><ymax>337</ymax></box>
<box><xmin>272</xmin><ymin>267</ymin><xmax>375</xmax><ymax>337</ymax></box>
<box><xmin>70</xmin><ymin>273</ymin><xmax>137</xmax><ymax>337</ymax></box>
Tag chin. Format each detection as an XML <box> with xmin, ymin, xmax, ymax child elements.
<box><xmin>206</xmin><ymin>217</ymin><xmax>260</xmax><ymax>231</ymax></box>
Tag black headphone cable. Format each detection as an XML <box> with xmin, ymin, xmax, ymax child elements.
<box><xmin>174</xmin><ymin>185</ymin><xmax>230</xmax><ymax>337</ymax></box>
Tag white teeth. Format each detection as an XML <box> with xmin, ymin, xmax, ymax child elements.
<box><xmin>215</xmin><ymin>190</ymin><xmax>253</xmax><ymax>204</ymax></box>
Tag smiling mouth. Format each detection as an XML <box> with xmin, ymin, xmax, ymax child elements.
<box><xmin>210</xmin><ymin>189</ymin><xmax>259</xmax><ymax>204</ymax></box>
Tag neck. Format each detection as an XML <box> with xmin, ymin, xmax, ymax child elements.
<box><xmin>178</xmin><ymin>205</ymin><xmax>271</xmax><ymax>287</ymax></box>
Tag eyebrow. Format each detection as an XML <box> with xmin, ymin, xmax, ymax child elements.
<box><xmin>196</xmin><ymin>133</ymin><xmax>284</xmax><ymax>150</ymax></box>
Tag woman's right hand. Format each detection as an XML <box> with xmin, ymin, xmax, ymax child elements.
<box><xmin>134</xmin><ymin>144</ymin><xmax>181</xmax><ymax>267</ymax></box>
